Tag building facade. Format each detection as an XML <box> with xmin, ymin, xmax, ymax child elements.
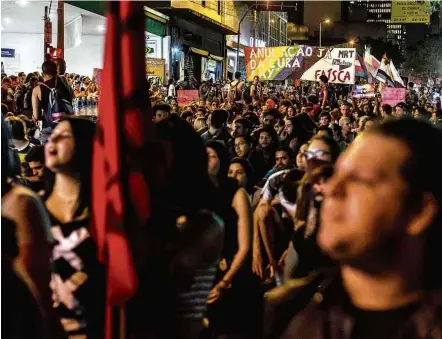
<box><xmin>345</xmin><ymin>0</ymin><xmax>431</xmax><ymax>54</ymax></box>
<box><xmin>256</xmin><ymin>11</ymin><xmax>289</xmax><ymax>47</ymax></box>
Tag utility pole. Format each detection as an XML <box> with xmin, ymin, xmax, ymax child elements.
<box><xmin>43</xmin><ymin>6</ymin><xmax>51</xmax><ymax>59</ymax></box>
<box><xmin>57</xmin><ymin>0</ymin><xmax>65</xmax><ymax>57</ymax></box>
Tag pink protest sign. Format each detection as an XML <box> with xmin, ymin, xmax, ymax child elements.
<box><xmin>381</xmin><ymin>88</ymin><xmax>406</xmax><ymax>107</ymax></box>
<box><xmin>177</xmin><ymin>90</ymin><xmax>199</xmax><ymax>107</ymax></box>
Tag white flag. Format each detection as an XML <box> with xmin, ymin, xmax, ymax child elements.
<box><xmin>389</xmin><ymin>60</ymin><xmax>405</xmax><ymax>87</ymax></box>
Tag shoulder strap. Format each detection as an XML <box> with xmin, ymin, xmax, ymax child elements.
<box><xmin>39</xmin><ymin>82</ymin><xmax>52</xmax><ymax>90</ymax></box>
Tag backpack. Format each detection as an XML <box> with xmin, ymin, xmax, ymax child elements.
<box><xmin>23</xmin><ymin>87</ymin><xmax>33</xmax><ymax>110</ymax></box>
<box><xmin>39</xmin><ymin>77</ymin><xmax>73</xmax><ymax>125</ymax></box>
<box><xmin>242</xmin><ymin>82</ymin><xmax>252</xmax><ymax>103</ymax></box>
<box><xmin>14</xmin><ymin>86</ymin><xmax>26</xmax><ymax>111</ymax></box>
<box><xmin>229</xmin><ymin>80</ymin><xmax>243</xmax><ymax>102</ymax></box>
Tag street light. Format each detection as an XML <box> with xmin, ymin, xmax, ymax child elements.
<box><xmin>319</xmin><ymin>18</ymin><xmax>331</xmax><ymax>48</ymax></box>
<box><xmin>349</xmin><ymin>39</ymin><xmax>355</xmax><ymax>46</ymax></box>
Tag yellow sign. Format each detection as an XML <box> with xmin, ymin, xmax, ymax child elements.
<box><xmin>391</xmin><ymin>0</ymin><xmax>430</xmax><ymax>23</ymax></box>
<box><xmin>170</xmin><ymin>0</ymin><xmax>236</xmax><ymax>32</ymax></box>
<box><xmin>146</xmin><ymin>58</ymin><xmax>165</xmax><ymax>84</ymax></box>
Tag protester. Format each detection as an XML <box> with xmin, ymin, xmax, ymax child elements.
<box><xmin>131</xmin><ymin>115</ymin><xmax>224</xmax><ymax>339</ymax></box>
<box><xmin>32</xmin><ymin>60</ymin><xmax>74</xmax><ymax>143</ymax></box>
<box><xmin>206</xmin><ymin>141</ymin><xmax>260</xmax><ymax>338</ymax></box>
<box><xmin>1</xmin><ymin>121</ymin><xmax>63</xmax><ymax>338</ymax></box>
<box><xmin>44</xmin><ymin>117</ymin><xmax>105</xmax><ymax>338</ymax></box>
<box><xmin>280</xmin><ymin>118</ymin><xmax>442</xmax><ymax>338</ymax></box>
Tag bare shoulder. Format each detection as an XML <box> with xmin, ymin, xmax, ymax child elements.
<box><xmin>233</xmin><ymin>187</ymin><xmax>250</xmax><ymax>206</ymax></box>
<box><xmin>2</xmin><ymin>185</ymin><xmax>47</xmax><ymax>219</ymax></box>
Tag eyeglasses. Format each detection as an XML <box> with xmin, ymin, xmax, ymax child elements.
<box><xmin>302</xmin><ymin>150</ymin><xmax>330</xmax><ymax>160</ymax></box>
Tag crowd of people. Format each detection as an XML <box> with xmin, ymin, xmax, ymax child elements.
<box><xmin>2</xmin><ymin>60</ymin><xmax>442</xmax><ymax>339</ymax></box>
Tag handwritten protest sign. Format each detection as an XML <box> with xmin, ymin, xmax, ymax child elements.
<box><xmin>381</xmin><ymin>88</ymin><xmax>406</xmax><ymax>107</ymax></box>
<box><xmin>244</xmin><ymin>46</ymin><xmax>356</xmax><ymax>84</ymax></box>
<box><xmin>352</xmin><ymin>84</ymin><xmax>375</xmax><ymax>98</ymax></box>
<box><xmin>177</xmin><ymin>90</ymin><xmax>199</xmax><ymax>107</ymax></box>
<box><xmin>301</xmin><ymin>48</ymin><xmax>356</xmax><ymax>85</ymax></box>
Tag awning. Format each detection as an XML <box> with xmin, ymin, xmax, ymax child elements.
<box><xmin>146</xmin><ymin>18</ymin><xmax>166</xmax><ymax>37</ymax></box>
<box><xmin>65</xmin><ymin>1</ymin><xmax>106</xmax><ymax>16</ymax></box>
<box><xmin>209</xmin><ymin>54</ymin><xmax>224</xmax><ymax>62</ymax></box>
<box><xmin>190</xmin><ymin>47</ymin><xmax>209</xmax><ymax>57</ymax></box>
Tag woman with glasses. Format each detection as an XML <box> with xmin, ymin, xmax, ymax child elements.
<box><xmin>283</xmin><ymin>135</ymin><xmax>340</xmax><ymax>280</ymax></box>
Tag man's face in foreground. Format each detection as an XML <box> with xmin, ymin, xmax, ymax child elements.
<box><xmin>319</xmin><ymin>133</ymin><xmax>411</xmax><ymax>263</ymax></box>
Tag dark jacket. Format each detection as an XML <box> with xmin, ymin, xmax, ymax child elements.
<box><xmin>293</xmin><ymin>113</ymin><xmax>317</xmax><ymax>146</ymax></box>
<box><xmin>201</xmin><ymin>128</ymin><xmax>232</xmax><ymax>147</ymax></box>
<box><xmin>264</xmin><ymin>269</ymin><xmax>442</xmax><ymax>339</ymax></box>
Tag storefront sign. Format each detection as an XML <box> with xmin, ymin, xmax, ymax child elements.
<box><xmin>1</xmin><ymin>48</ymin><xmax>15</xmax><ymax>58</ymax></box>
<box><xmin>391</xmin><ymin>0</ymin><xmax>430</xmax><ymax>23</ymax></box>
<box><xmin>244</xmin><ymin>45</ymin><xmax>356</xmax><ymax>84</ymax></box>
<box><xmin>249</xmin><ymin>37</ymin><xmax>266</xmax><ymax>47</ymax></box>
<box><xmin>177</xmin><ymin>89</ymin><xmax>199</xmax><ymax>107</ymax></box>
<box><xmin>352</xmin><ymin>84</ymin><xmax>376</xmax><ymax>98</ymax></box>
<box><xmin>146</xmin><ymin>58</ymin><xmax>165</xmax><ymax>84</ymax></box>
<box><xmin>381</xmin><ymin>88</ymin><xmax>406</xmax><ymax>106</ymax></box>
<box><xmin>44</xmin><ymin>20</ymin><xmax>52</xmax><ymax>44</ymax></box>
<box><xmin>145</xmin><ymin>33</ymin><xmax>162</xmax><ymax>59</ymax></box>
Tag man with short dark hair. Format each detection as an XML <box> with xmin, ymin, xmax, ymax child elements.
<box><xmin>394</xmin><ymin>102</ymin><xmax>407</xmax><ymax>118</ymax></box>
<box><xmin>319</xmin><ymin>112</ymin><xmax>331</xmax><ymax>126</ymax></box>
<box><xmin>25</xmin><ymin>145</ymin><xmax>45</xmax><ymax>192</ymax></box>
<box><xmin>381</xmin><ymin>103</ymin><xmax>393</xmax><ymax>119</ymax></box>
<box><xmin>278</xmin><ymin>119</ymin><xmax>442</xmax><ymax>339</ymax></box>
<box><xmin>153</xmin><ymin>102</ymin><xmax>171</xmax><ymax>123</ymax></box>
<box><xmin>232</xmin><ymin>117</ymin><xmax>251</xmax><ymax>138</ymax></box>
<box><xmin>5</xmin><ymin>117</ymin><xmax>36</xmax><ymax>162</ymax></box>
<box><xmin>201</xmin><ymin>109</ymin><xmax>231</xmax><ymax>146</ymax></box>
<box><xmin>274</xmin><ymin>146</ymin><xmax>294</xmax><ymax>169</ymax></box>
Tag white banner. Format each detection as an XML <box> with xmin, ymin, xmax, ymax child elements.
<box><xmin>65</xmin><ymin>15</ymin><xmax>83</xmax><ymax>50</ymax></box>
<box><xmin>301</xmin><ymin>48</ymin><xmax>356</xmax><ymax>85</ymax></box>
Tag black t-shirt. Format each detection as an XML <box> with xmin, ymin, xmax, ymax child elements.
<box><xmin>350</xmin><ymin>301</ymin><xmax>419</xmax><ymax>339</ymax></box>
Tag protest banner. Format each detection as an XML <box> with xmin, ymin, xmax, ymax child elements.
<box><xmin>244</xmin><ymin>45</ymin><xmax>356</xmax><ymax>84</ymax></box>
<box><xmin>352</xmin><ymin>84</ymin><xmax>376</xmax><ymax>98</ymax></box>
<box><xmin>301</xmin><ymin>48</ymin><xmax>356</xmax><ymax>85</ymax></box>
<box><xmin>244</xmin><ymin>45</ymin><xmax>325</xmax><ymax>81</ymax></box>
<box><xmin>177</xmin><ymin>90</ymin><xmax>199</xmax><ymax>107</ymax></box>
<box><xmin>381</xmin><ymin>88</ymin><xmax>406</xmax><ymax>107</ymax></box>
<box><xmin>93</xmin><ymin>68</ymin><xmax>103</xmax><ymax>86</ymax></box>
<box><xmin>408</xmin><ymin>75</ymin><xmax>423</xmax><ymax>86</ymax></box>
<box><xmin>146</xmin><ymin>58</ymin><xmax>165</xmax><ymax>84</ymax></box>
<box><xmin>391</xmin><ymin>0</ymin><xmax>430</xmax><ymax>23</ymax></box>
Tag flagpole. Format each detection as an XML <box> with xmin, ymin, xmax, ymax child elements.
<box><xmin>108</xmin><ymin>2</ymin><xmax>126</xmax><ymax>338</ymax></box>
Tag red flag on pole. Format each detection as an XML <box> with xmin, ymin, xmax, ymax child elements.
<box><xmin>91</xmin><ymin>1</ymin><xmax>153</xmax><ymax>338</ymax></box>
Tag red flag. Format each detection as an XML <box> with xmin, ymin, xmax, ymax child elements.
<box><xmin>91</xmin><ymin>1</ymin><xmax>153</xmax><ymax>338</ymax></box>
